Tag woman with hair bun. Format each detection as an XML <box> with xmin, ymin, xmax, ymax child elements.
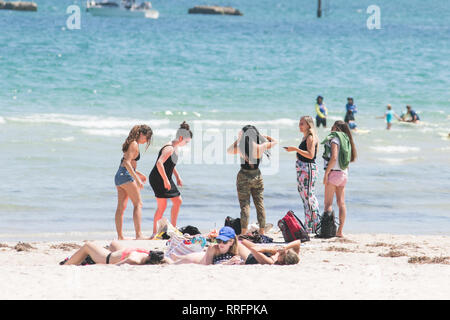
<box><xmin>149</xmin><ymin>121</ymin><xmax>192</xmax><ymax>238</ymax></box>
<box><xmin>114</xmin><ymin>124</ymin><xmax>153</xmax><ymax>240</ymax></box>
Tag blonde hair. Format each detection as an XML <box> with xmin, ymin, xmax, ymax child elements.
<box><xmin>282</xmin><ymin>249</ymin><xmax>300</xmax><ymax>265</ymax></box>
<box><xmin>301</xmin><ymin>116</ymin><xmax>318</xmax><ymax>143</ymax></box>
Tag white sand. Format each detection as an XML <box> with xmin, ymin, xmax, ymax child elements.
<box><xmin>1</xmin><ymin>233</ymin><xmax>449</xmax><ymax>300</ymax></box>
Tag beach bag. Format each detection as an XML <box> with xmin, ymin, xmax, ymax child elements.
<box><xmin>165</xmin><ymin>233</ymin><xmax>207</xmax><ymax>258</ymax></box>
<box><xmin>315</xmin><ymin>211</ymin><xmax>337</xmax><ymax>239</ymax></box>
<box><xmin>224</xmin><ymin>216</ymin><xmax>241</xmax><ymax>235</ymax></box>
<box><xmin>277</xmin><ymin>210</ymin><xmax>310</xmax><ymax>243</ymax></box>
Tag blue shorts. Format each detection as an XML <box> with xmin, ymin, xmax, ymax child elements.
<box><xmin>114</xmin><ymin>166</ymin><xmax>134</xmax><ymax>186</ymax></box>
<box><xmin>348</xmin><ymin>122</ymin><xmax>357</xmax><ymax>129</ymax></box>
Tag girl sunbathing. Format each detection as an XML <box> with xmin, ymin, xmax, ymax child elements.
<box><xmin>59</xmin><ymin>240</ymin><xmax>165</xmax><ymax>266</ymax></box>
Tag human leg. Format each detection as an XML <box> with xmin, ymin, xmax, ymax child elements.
<box><xmin>250</xmin><ymin>172</ymin><xmax>266</xmax><ymax>235</ymax></box>
<box><xmin>335</xmin><ymin>186</ymin><xmax>347</xmax><ymax>237</ymax></box>
<box><xmin>115</xmin><ymin>186</ymin><xmax>129</xmax><ymax>240</ymax></box>
<box><xmin>170</xmin><ymin>196</ymin><xmax>182</xmax><ymax>228</ymax></box>
<box><xmin>237</xmin><ymin>170</ymin><xmax>251</xmax><ymax>235</ymax></box>
<box><xmin>65</xmin><ymin>242</ymin><xmax>111</xmax><ymax>265</ymax></box>
<box><xmin>121</xmin><ymin>181</ymin><xmax>144</xmax><ymax>239</ymax></box>
<box><xmin>152</xmin><ymin>197</ymin><xmax>168</xmax><ymax>236</ymax></box>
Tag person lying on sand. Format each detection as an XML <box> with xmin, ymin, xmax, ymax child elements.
<box><xmin>167</xmin><ymin>226</ymin><xmax>242</xmax><ymax>265</ymax></box>
<box><xmin>238</xmin><ymin>239</ymin><xmax>300</xmax><ymax>265</ymax></box>
<box><xmin>59</xmin><ymin>240</ymin><xmax>165</xmax><ymax>266</ymax></box>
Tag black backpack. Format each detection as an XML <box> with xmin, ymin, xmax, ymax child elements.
<box><xmin>224</xmin><ymin>216</ymin><xmax>241</xmax><ymax>235</ymax></box>
<box><xmin>315</xmin><ymin>211</ymin><xmax>337</xmax><ymax>238</ymax></box>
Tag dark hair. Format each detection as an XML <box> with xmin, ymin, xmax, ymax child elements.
<box><xmin>238</xmin><ymin>125</ymin><xmax>270</xmax><ymax>164</ymax></box>
<box><xmin>332</xmin><ymin>120</ymin><xmax>357</xmax><ymax>162</ymax></box>
<box><xmin>317</xmin><ymin>96</ymin><xmax>323</xmax><ymax>102</ymax></box>
<box><xmin>176</xmin><ymin>121</ymin><xmax>193</xmax><ymax>139</ymax></box>
<box><xmin>122</xmin><ymin>124</ymin><xmax>153</xmax><ymax>152</ymax></box>
<box><xmin>146</xmin><ymin>250</ymin><xmax>165</xmax><ymax>265</ymax></box>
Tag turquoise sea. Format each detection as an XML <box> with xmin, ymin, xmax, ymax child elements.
<box><xmin>1</xmin><ymin>0</ymin><xmax>449</xmax><ymax>241</ymax></box>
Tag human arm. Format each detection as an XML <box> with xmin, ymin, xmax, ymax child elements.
<box><xmin>323</xmin><ymin>143</ymin><xmax>338</xmax><ymax>185</ymax></box>
<box><xmin>156</xmin><ymin>146</ymin><xmax>174</xmax><ymax>190</ymax></box>
<box><xmin>227</xmin><ymin>131</ymin><xmax>243</xmax><ymax>155</ymax></box>
<box><xmin>316</xmin><ymin>104</ymin><xmax>326</xmax><ymax>118</ymax></box>
<box><xmin>283</xmin><ymin>240</ymin><xmax>301</xmax><ymax>254</ymax></box>
<box><xmin>256</xmin><ymin>135</ymin><xmax>278</xmax><ymax>158</ymax></box>
<box><xmin>285</xmin><ymin>136</ymin><xmax>316</xmax><ymax>159</ymax></box>
<box><xmin>173</xmin><ymin>167</ymin><xmax>182</xmax><ymax>187</ymax></box>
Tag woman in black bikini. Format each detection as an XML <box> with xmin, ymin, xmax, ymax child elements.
<box><xmin>149</xmin><ymin>122</ymin><xmax>192</xmax><ymax>238</ymax></box>
<box><xmin>114</xmin><ymin>125</ymin><xmax>152</xmax><ymax>240</ymax></box>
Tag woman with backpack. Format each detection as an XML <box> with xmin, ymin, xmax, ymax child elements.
<box><xmin>227</xmin><ymin>125</ymin><xmax>277</xmax><ymax>235</ymax></box>
<box><xmin>321</xmin><ymin>120</ymin><xmax>357</xmax><ymax>237</ymax></box>
<box><xmin>284</xmin><ymin>116</ymin><xmax>320</xmax><ymax>234</ymax></box>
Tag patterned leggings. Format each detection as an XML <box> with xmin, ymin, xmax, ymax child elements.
<box><xmin>296</xmin><ymin>160</ymin><xmax>320</xmax><ymax>233</ymax></box>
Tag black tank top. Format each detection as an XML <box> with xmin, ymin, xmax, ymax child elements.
<box><xmin>297</xmin><ymin>139</ymin><xmax>317</xmax><ymax>163</ymax></box>
<box><xmin>240</xmin><ymin>139</ymin><xmax>261</xmax><ymax>170</ymax></box>
<box><xmin>150</xmin><ymin>145</ymin><xmax>177</xmax><ymax>178</ymax></box>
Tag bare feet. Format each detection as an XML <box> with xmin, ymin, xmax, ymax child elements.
<box><xmin>117</xmin><ymin>236</ymin><xmax>132</xmax><ymax>240</ymax></box>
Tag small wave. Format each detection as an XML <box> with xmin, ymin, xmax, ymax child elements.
<box><xmin>0</xmin><ymin>116</ymin><xmax>5</xmax><ymax>124</ymax></box>
<box><xmin>51</xmin><ymin>136</ymin><xmax>75</xmax><ymax>142</ymax></box>
<box><xmin>82</xmin><ymin>129</ymin><xmax>129</xmax><ymax>137</ymax></box>
<box><xmin>192</xmin><ymin>118</ymin><xmax>297</xmax><ymax>127</ymax></box>
<box><xmin>6</xmin><ymin>113</ymin><xmax>170</xmax><ymax>129</ymax></box>
<box><xmin>370</xmin><ymin>146</ymin><xmax>420</xmax><ymax>153</ymax></box>
<box><xmin>378</xmin><ymin>157</ymin><xmax>419</xmax><ymax>164</ymax></box>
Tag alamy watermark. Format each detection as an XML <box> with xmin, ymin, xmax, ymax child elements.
<box><xmin>367</xmin><ymin>5</ymin><xmax>381</xmax><ymax>30</ymax></box>
<box><xmin>66</xmin><ymin>5</ymin><xmax>81</xmax><ymax>30</ymax></box>
<box><xmin>174</xmin><ymin>124</ymin><xmax>280</xmax><ymax>176</ymax></box>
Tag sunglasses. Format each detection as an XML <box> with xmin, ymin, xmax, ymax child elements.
<box><xmin>216</xmin><ymin>239</ymin><xmax>230</xmax><ymax>244</ymax></box>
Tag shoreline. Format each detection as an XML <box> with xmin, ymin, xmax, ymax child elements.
<box><xmin>1</xmin><ymin>232</ymin><xmax>449</xmax><ymax>300</ymax></box>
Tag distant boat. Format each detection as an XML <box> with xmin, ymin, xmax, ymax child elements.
<box><xmin>86</xmin><ymin>0</ymin><xmax>159</xmax><ymax>19</ymax></box>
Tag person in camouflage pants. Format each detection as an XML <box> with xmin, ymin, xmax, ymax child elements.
<box><xmin>237</xmin><ymin>168</ymin><xmax>266</xmax><ymax>234</ymax></box>
<box><xmin>227</xmin><ymin>125</ymin><xmax>278</xmax><ymax>236</ymax></box>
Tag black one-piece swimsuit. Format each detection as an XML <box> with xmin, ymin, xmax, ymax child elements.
<box><xmin>149</xmin><ymin>145</ymin><xmax>180</xmax><ymax>198</ymax></box>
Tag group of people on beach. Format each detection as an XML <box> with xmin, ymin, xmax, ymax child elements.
<box><xmin>61</xmin><ymin>107</ymin><xmax>359</xmax><ymax>266</ymax></box>
<box><xmin>113</xmin><ymin>116</ymin><xmax>356</xmax><ymax>240</ymax></box>
<box><xmin>315</xmin><ymin>95</ymin><xmax>421</xmax><ymax>131</ymax></box>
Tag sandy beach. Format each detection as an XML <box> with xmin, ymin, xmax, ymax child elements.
<box><xmin>1</xmin><ymin>232</ymin><xmax>449</xmax><ymax>300</ymax></box>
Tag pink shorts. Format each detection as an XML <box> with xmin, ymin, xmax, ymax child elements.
<box><xmin>328</xmin><ymin>170</ymin><xmax>347</xmax><ymax>187</ymax></box>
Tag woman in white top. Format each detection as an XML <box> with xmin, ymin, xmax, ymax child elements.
<box><xmin>323</xmin><ymin>121</ymin><xmax>357</xmax><ymax>237</ymax></box>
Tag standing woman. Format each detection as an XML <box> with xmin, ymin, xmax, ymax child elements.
<box><xmin>227</xmin><ymin>125</ymin><xmax>277</xmax><ymax>235</ymax></box>
<box><xmin>321</xmin><ymin>120</ymin><xmax>357</xmax><ymax>237</ymax></box>
<box><xmin>149</xmin><ymin>121</ymin><xmax>192</xmax><ymax>238</ymax></box>
<box><xmin>114</xmin><ymin>125</ymin><xmax>153</xmax><ymax>240</ymax></box>
<box><xmin>284</xmin><ymin>116</ymin><xmax>320</xmax><ymax>233</ymax></box>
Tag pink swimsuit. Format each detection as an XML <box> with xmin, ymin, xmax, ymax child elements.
<box><xmin>120</xmin><ymin>248</ymin><xmax>149</xmax><ymax>261</ymax></box>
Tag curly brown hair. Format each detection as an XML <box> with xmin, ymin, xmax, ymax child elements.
<box><xmin>122</xmin><ymin>124</ymin><xmax>153</xmax><ymax>153</ymax></box>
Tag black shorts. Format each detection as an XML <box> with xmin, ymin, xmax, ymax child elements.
<box><xmin>316</xmin><ymin>116</ymin><xmax>327</xmax><ymax>128</ymax></box>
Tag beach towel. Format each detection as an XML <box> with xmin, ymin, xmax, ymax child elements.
<box><xmin>321</xmin><ymin>131</ymin><xmax>351</xmax><ymax>170</ymax></box>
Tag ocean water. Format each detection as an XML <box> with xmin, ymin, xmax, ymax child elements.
<box><xmin>1</xmin><ymin>0</ymin><xmax>449</xmax><ymax>241</ymax></box>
